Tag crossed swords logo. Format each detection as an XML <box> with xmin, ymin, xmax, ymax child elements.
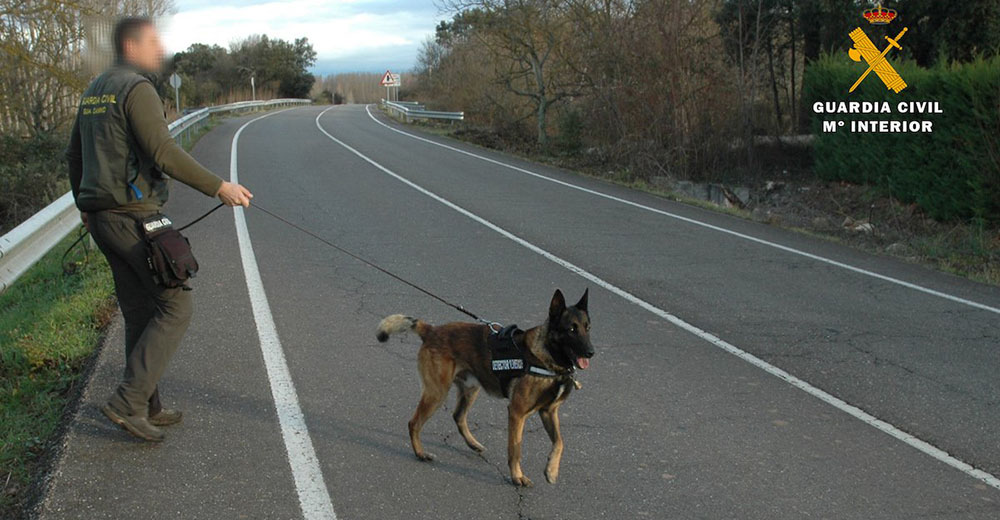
<box><xmin>848</xmin><ymin>27</ymin><xmax>908</xmax><ymax>93</ymax></box>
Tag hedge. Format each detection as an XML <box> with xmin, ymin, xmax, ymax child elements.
<box><xmin>0</xmin><ymin>132</ymin><xmax>70</xmax><ymax>233</ymax></box>
<box><xmin>803</xmin><ymin>54</ymin><xmax>1000</xmax><ymax>222</ymax></box>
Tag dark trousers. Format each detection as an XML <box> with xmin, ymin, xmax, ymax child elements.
<box><xmin>87</xmin><ymin>210</ymin><xmax>193</xmax><ymax>417</ymax></box>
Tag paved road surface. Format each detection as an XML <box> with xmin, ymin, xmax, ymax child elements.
<box><xmin>36</xmin><ymin>105</ymin><xmax>1000</xmax><ymax>519</ymax></box>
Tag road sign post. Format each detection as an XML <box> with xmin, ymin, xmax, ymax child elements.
<box><xmin>169</xmin><ymin>73</ymin><xmax>182</xmax><ymax>114</ymax></box>
<box><xmin>380</xmin><ymin>70</ymin><xmax>401</xmax><ymax>102</ymax></box>
<box><xmin>381</xmin><ymin>70</ymin><xmax>392</xmax><ymax>101</ymax></box>
<box><xmin>390</xmin><ymin>74</ymin><xmax>400</xmax><ymax>101</ymax></box>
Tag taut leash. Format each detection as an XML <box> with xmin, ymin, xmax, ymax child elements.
<box><xmin>249</xmin><ymin>203</ymin><xmax>488</xmax><ymax>323</ymax></box>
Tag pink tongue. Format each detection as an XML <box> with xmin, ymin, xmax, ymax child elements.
<box><xmin>576</xmin><ymin>357</ymin><xmax>590</xmax><ymax>370</ymax></box>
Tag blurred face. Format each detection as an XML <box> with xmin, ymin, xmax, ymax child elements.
<box><xmin>123</xmin><ymin>23</ymin><xmax>164</xmax><ymax>73</ymax></box>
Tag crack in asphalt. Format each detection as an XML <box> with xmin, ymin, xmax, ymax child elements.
<box><xmin>431</xmin><ymin>406</ymin><xmax>529</xmax><ymax>519</ymax></box>
<box><xmin>472</xmin><ymin>441</ymin><xmax>529</xmax><ymax>520</ymax></box>
<box><xmin>842</xmin><ymin>340</ymin><xmax>999</xmax><ymax>406</ymax></box>
<box><xmin>747</xmin><ymin>328</ymin><xmax>999</xmax><ymax>409</ymax></box>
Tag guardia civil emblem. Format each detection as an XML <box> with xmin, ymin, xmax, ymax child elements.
<box><xmin>848</xmin><ymin>4</ymin><xmax>908</xmax><ymax>93</ymax></box>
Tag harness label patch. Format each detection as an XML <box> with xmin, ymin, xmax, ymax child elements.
<box><xmin>492</xmin><ymin>359</ymin><xmax>524</xmax><ymax>371</ymax></box>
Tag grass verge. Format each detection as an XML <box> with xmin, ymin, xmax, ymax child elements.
<box><xmin>0</xmin><ymin>231</ymin><xmax>116</xmax><ymax>515</ymax></box>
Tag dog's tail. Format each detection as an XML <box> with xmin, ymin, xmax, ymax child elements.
<box><xmin>375</xmin><ymin>314</ymin><xmax>431</xmax><ymax>342</ymax></box>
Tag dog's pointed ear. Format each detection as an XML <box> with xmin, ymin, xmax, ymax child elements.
<box><xmin>575</xmin><ymin>288</ymin><xmax>589</xmax><ymax>312</ymax></box>
<box><xmin>549</xmin><ymin>289</ymin><xmax>566</xmax><ymax>321</ymax></box>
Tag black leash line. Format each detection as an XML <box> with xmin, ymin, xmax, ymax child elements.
<box><xmin>61</xmin><ymin>225</ymin><xmax>92</xmax><ymax>274</ymax></box>
<box><xmin>249</xmin><ymin>203</ymin><xmax>486</xmax><ymax>323</ymax></box>
<box><xmin>61</xmin><ymin>201</ymin><xmax>487</xmax><ymax>323</ymax></box>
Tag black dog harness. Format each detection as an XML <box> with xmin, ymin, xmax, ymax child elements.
<box><xmin>486</xmin><ymin>324</ymin><xmax>573</xmax><ymax>398</ymax></box>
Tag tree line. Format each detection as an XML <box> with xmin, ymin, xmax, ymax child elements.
<box><xmin>412</xmin><ymin>0</ymin><xmax>1000</xmax><ymax>181</ymax></box>
<box><xmin>166</xmin><ymin>35</ymin><xmax>316</xmax><ymax>109</ymax></box>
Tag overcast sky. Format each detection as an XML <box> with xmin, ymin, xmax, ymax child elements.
<box><xmin>160</xmin><ymin>0</ymin><xmax>448</xmax><ymax>76</ymax></box>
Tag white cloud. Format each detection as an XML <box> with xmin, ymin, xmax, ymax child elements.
<box><xmin>160</xmin><ymin>0</ymin><xmax>445</xmax><ymax>73</ymax></box>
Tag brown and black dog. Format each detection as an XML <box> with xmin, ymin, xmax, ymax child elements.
<box><xmin>375</xmin><ymin>289</ymin><xmax>594</xmax><ymax>487</ymax></box>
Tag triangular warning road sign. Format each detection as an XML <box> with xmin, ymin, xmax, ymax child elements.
<box><xmin>380</xmin><ymin>70</ymin><xmax>393</xmax><ymax>86</ymax></box>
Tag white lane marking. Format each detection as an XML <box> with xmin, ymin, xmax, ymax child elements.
<box><xmin>363</xmin><ymin>105</ymin><xmax>1000</xmax><ymax>316</ymax></box>
<box><xmin>233</xmin><ymin>109</ymin><xmax>338</xmax><ymax>519</ymax></box>
<box><xmin>318</xmin><ymin>107</ymin><xmax>1000</xmax><ymax>491</ymax></box>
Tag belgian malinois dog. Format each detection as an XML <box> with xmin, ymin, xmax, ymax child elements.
<box><xmin>375</xmin><ymin>289</ymin><xmax>595</xmax><ymax>487</ymax></box>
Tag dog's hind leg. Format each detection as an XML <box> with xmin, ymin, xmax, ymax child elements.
<box><xmin>453</xmin><ymin>376</ymin><xmax>485</xmax><ymax>453</ymax></box>
<box><xmin>409</xmin><ymin>348</ymin><xmax>454</xmax><ymax>462</ymax></box>
<box><xmin>540</xmin><ymin>404</ymin><xmax>564</xmax><ymax>484</ymax></box>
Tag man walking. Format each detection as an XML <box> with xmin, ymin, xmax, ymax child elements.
<box><xmin>66</xmin><ymin>17</ymin><xmax>253</xmax><ymax>442</ymax></box>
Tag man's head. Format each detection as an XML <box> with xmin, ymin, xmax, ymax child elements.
<box><xmin>113</xmin><ymin>17</ymin><xmax>163</xmax><ymax>73</ymax></box>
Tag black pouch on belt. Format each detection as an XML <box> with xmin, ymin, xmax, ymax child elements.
<box><xmin>139</xmin><ymin>214</ymin><xmax>199</xmax><ymax>289</ymax></box>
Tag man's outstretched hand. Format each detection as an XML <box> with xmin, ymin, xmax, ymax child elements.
<box><xmin>217</xmin><ymin>181</ymin><xmax>253</xmax><ymax>207</ymax></box>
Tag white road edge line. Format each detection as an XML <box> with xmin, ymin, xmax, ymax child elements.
<box><xmin>363</xmin><ymin>105</ymin><xmax>1000</xmax><ymax>316</ymax></box>
<box><xmin>233</xmin><ymin>109</ymin><xmax>338</xmax><ymax>519</ymax></box>
<box><xmin>317</xmin><ymin>106</ymin><xmax>1000</xmax><ymax>491</ymax></box>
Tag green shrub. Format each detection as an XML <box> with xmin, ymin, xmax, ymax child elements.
<box><xmin>556</xmin><ymin>106</ymin><xmax>584</xmax><ymax>153</ymax></box>
<box><xmin>803</xmin><ymin>54</ymin><xmax>1000</xmax><ymax>222</ymax></box>
<box><xmin>0</xmin><ymin>132</ymin><xmax>70</xmax><ymax>233</ymax></box>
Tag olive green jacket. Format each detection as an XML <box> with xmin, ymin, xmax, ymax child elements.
<box><xmin>67</xmin><ymin>61</ymin><xmax>223</xmax><ymax>212</ymax></box>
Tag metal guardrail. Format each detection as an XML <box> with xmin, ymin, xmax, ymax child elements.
<box><xmin>0</xmin><ymin>98</ymin><xmax>311</xmax><ymax>294</ymax></box>
<box><xmin>381</xmin><ymin>100</ymin><xmax>464</xmax><ymax>122</ymax></box>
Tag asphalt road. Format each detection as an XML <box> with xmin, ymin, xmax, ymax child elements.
<box><xmin>36</xmin><ymin>104</ymin><xmax>1000</xmax><ymax>519</ymax></box>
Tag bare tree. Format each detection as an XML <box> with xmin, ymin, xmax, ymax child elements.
<box><xmin>733</xmin><ymin>0</ymin><xmax>767</xmax><ymax>167</ymax></box>
<box><xmin>439</xmin><ymin>0</ymin><xmax>589</xmax><ymax>148</ymax></box>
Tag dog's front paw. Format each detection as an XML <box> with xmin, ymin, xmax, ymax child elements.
<box><xmin>545</xmin><ymin>467</ymin><xmax>559</xmax><ymax>484</ymax></box>
<box><xmin>415</xmin><ymin>451</ymin><xmax>436</xmax><ymax>462</ymax></box>
<box><xmin>511</xmin><ymin>474</ymin><xmax>534</xmax><ymax>487</ymax></box>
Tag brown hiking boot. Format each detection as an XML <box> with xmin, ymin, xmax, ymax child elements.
<box><xmin>101</xmin><ymin>403</ymin><xmax>165</xmax><ymax>442</ymax></box>
<box><xmin>149</xmin><ymin>408</ymin><xmax>183</xmax><ymax>427</ymax></box>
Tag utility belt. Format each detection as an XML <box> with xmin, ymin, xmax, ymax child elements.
<box><xmin>136</xmin><ymin>213</ymin><xmax>200</xmax><ymax>289</ymax></box>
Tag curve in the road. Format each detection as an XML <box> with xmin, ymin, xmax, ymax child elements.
<box><xmin>363</xmin><ymin>105</ymin><xmax>1000</xmax><ymax>317</ymax></box>
<box><xmin>313</xmin><ymin>105</ymin><xmax>1000</xmax><ymax>492</ymax></box>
